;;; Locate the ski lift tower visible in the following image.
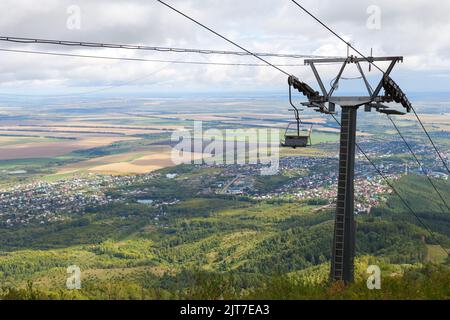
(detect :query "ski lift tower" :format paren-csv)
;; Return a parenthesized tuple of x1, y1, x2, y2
(289, 55, 412, 283)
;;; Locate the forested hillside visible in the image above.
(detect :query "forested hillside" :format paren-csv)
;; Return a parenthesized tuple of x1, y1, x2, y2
(0, 173, 448, 300)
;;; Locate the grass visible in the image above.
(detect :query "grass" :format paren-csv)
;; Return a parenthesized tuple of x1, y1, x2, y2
(214, 202, 317, 222)
(280, 147, 327, 157)
(426, 245, 448, 263)
(310, 132, 340, 144)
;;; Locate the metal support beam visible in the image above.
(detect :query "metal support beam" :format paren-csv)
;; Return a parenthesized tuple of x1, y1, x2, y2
(309, 62, 327, 96)
(328, 61, 347, 97)
(330, 106, 357, 283)
(371, 59, 399, 99)
(305, 56, 403, 65)
(356, 61, 373, 96)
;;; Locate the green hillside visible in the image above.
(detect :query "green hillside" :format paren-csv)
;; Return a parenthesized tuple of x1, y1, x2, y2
(0, 173, 448, 300)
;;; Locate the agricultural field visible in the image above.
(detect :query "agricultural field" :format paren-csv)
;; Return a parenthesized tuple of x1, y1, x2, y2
(0, 136, 137, 161)
(0, 101, 344, 186)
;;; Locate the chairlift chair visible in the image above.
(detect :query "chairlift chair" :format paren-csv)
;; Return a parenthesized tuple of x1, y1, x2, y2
(280, 113, 312, 148)
(280, 81, 313, 149)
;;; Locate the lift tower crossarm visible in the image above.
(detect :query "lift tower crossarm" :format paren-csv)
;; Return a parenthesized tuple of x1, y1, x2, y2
(304, 56, 403, 64)
(302, 56, 404, 108)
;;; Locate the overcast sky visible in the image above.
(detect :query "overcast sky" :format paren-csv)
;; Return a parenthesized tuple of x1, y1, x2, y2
(0, 0, 449, 96)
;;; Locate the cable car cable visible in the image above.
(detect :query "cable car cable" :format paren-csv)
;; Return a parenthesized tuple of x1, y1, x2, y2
(329, 113, 449, 255)
(0, 47, 307, 67)
(289, 0, 450, 176)
(388, 115, 450, 213)
(156, 0, 291, 77)
(0, 35, 340, 59)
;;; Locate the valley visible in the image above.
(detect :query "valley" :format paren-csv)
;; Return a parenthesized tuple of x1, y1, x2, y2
(0, 96, 449, 300)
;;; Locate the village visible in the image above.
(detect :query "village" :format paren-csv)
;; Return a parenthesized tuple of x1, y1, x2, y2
(0, 138, 448, 227)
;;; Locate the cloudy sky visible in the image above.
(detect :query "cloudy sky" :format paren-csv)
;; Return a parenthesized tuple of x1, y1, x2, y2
(0, 0, 449, 96)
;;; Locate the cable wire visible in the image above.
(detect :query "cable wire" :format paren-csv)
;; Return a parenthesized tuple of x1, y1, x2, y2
(0, 57, 182, 98)
(290, 0, 450, 176)
(329, 113, 448, 255)
(156, 0, 291, 77)
(411, 106, 450, 175)
(290, 0, 384, 73)
(387, 115, 450, 213)
(290, 0, 449, 254)
(0, 35, 338, 60)
(0, 1, 447, 254)
(0, 48, 306, 67)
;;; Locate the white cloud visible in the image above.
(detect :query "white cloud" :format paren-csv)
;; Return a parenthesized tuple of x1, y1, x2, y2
(0, 0, 448, 93)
